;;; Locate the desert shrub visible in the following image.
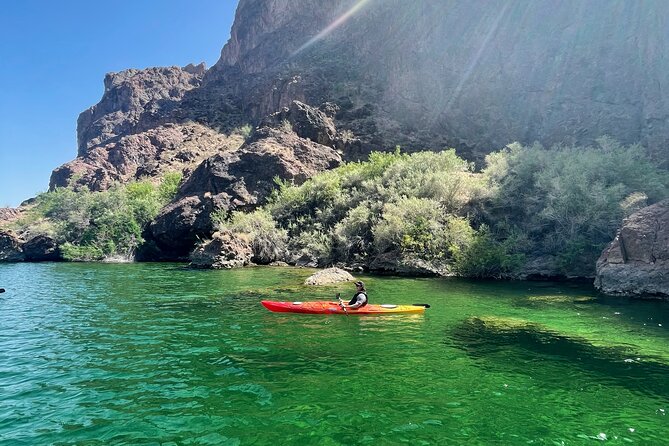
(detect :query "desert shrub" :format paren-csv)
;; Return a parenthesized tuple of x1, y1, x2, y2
(332, 203, 374, 262)
(158, 171, 183, 203)
(451, 226, 525, 278)
(483, 139, 669, 275)
(288, 229, 333, 266)
(225, 209, 287, 264)
(14, 173, 180, 261)
(372, 197, 447, 259)
(233, 124, 254, 139)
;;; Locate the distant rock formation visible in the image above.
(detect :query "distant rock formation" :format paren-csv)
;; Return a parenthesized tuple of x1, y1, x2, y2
(0, 231, 24, 262)
(595, 199, 669, 298)
(0, 230, 61, 262)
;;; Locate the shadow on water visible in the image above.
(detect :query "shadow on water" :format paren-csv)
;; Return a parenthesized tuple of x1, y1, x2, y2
(449, 316, 669, 399)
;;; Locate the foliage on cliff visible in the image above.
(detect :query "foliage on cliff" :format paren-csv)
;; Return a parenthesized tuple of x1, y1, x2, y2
(8, 173, 182, 261)
(217, 141, 668, 277)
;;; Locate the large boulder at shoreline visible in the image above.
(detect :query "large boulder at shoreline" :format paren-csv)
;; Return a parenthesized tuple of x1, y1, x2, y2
(0, 231, 24, 262)
(190, 230, 252, 269)
(595, 199, 669, 298)
(304, 267, 355, 285)
(23, 235, 61, 262)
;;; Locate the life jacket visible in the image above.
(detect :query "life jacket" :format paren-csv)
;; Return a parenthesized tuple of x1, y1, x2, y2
(348, 291, 368, 307)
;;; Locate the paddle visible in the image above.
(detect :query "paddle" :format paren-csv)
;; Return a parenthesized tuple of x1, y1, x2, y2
(336, 293, 349, 316)
(0, 288, 4, 293)
(412, 303, 431, 308)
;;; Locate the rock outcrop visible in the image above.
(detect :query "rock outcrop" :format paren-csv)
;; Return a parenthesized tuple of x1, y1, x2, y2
(0, 231, 24, 262)
(50, 123, 245, 191)
(0, 208, 22, 224)
(146, 101, 343, 258)
(190, 230, 252, 269)
(595, 199, 669, 298)
(77, 64, 206, 155)
(23, 235, 60, 262)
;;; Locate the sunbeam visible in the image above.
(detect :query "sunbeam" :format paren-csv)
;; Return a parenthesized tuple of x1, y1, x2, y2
(292, 0, 373, 57)
(440, 1, 511, 118)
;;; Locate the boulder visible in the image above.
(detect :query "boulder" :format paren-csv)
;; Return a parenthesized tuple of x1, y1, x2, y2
(304, 267, 355, 285)
(595, 199, 669, 297)
(0, 231, 24, 262)
(23, 235, 61, 261)
(189, 230, 253, 269)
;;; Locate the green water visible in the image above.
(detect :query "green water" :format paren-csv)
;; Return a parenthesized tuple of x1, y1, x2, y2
(0, 263, 668, 445)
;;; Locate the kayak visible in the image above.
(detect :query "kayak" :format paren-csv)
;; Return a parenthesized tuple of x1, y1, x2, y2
(261, 300, 426, 315)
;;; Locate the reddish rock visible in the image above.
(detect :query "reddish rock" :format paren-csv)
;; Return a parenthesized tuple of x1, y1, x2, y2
(50, 123, 244, 191)
(147, 103, 342, 259)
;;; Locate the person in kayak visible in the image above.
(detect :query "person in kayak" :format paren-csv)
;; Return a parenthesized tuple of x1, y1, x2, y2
(346, 281, 368, 309)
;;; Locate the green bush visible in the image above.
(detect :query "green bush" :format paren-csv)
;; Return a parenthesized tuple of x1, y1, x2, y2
(483, 139, 669, 275)
(13, 173, 182, 261)
(225, 209, 287, 264)
(451, 226, 525, 278)
(372, 197, 447, 259)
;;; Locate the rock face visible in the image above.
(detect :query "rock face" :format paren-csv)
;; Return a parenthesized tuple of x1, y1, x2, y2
(0, 231, 24, 262)
(206, 0, 669, 165)
(595, 199, 669, 298)
(52, 0, 669, 195)
(50, 122, 245, 191)
(40, 0, 669, 264)
(77, 64, 206, 155)
(146, 101, 343, 258)
(23, 235, 60, 262)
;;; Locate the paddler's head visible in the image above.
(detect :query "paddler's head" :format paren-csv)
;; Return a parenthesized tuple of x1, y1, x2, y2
(354, 281, 365, 291)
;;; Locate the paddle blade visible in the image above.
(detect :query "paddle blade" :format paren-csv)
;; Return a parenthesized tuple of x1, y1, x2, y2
(0, 288, 4, 293)
(412, 303, 430, 308)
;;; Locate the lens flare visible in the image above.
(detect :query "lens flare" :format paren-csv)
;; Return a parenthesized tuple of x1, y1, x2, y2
(292, 0, 373, 56)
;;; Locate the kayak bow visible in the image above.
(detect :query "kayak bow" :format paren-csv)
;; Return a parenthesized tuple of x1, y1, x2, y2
(261, 300, 426, 315)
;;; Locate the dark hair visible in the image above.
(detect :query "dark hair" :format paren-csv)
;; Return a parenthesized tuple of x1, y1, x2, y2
(354, 281, 365, 290)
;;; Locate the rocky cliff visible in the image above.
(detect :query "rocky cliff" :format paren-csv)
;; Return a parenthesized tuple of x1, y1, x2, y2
(37, 0, 669, 272)
(53, 0, 669, 194)
(595, 199, 669, 298)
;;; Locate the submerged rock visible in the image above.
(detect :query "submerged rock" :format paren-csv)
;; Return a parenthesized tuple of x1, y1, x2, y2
(595, 199, 669, 298)
(304, 267, 355, 285)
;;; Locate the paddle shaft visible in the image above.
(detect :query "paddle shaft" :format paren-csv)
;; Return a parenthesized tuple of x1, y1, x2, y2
(336, 294, 349, 316)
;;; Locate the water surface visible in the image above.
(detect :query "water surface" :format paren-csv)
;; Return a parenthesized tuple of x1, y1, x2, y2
(1, 263, 668, 444)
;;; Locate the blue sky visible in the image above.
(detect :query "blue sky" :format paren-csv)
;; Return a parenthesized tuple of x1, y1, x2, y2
(0, 0, 239, 207)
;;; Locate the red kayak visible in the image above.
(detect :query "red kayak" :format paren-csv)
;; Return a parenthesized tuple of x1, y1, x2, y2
(261, 300, 427, 315)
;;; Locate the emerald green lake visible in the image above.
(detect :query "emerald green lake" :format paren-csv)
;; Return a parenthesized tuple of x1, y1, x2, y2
(0, 263, 668, 445)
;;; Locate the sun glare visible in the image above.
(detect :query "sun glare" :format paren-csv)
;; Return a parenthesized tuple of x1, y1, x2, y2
(292, 0, 373, 57)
